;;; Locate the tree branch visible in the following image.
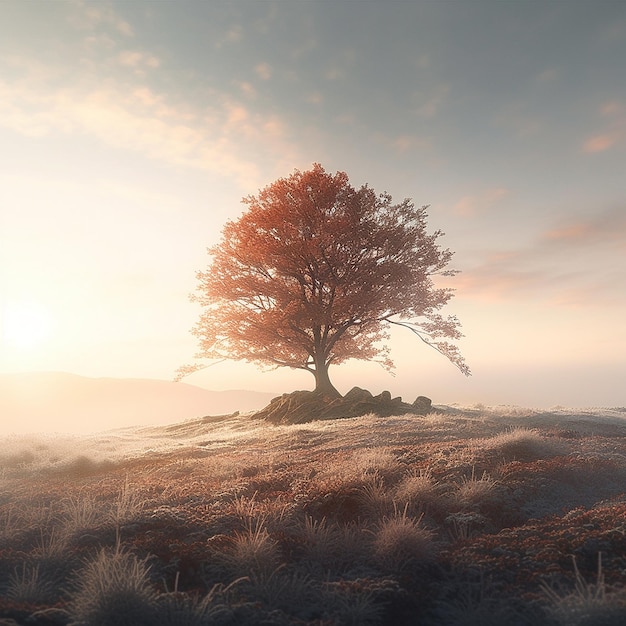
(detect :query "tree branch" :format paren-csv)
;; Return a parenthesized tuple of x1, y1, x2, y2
(387, 318, 471, 376)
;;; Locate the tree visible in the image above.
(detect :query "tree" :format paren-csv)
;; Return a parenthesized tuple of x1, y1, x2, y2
(179, 164, 470, 396)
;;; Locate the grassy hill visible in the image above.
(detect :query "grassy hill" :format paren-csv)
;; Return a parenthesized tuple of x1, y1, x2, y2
(0, 372, 276, 433)
(2, 404, 626, 624)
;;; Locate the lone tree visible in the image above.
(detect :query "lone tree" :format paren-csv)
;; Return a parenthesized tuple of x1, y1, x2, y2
(179, 164, 469, 396)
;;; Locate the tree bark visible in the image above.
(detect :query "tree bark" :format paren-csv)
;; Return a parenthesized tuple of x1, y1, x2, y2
(312, 358, 341, 398)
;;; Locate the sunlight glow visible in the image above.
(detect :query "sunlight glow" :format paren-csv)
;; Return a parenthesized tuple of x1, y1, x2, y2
(1, 301, 53, 351)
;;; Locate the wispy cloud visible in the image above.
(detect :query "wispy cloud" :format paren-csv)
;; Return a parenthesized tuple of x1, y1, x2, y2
(255, 62, 272, 80)
(304, 92, 323, 105)
(117, 50, 160, 71)
(67, 0, 133, 37)
(411, 84, 450, 117)
(536, 68, 559, 84)
(454, 207, 626, 305)
(583, 133, 620, 153)
(390, 134, 430, 154)
(583, 99, 625, 153)
(494, 103, 543, 138)
(0, 56, 300, 188)
(324, 48, 357, 81)
(541, 207, 626, 248)
(215, 24, 243, 48)
(236, 81, 257, 98)
(453, 187, 510, 217)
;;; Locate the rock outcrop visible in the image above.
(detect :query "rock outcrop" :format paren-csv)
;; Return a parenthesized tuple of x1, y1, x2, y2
(253, 387, 432, 425)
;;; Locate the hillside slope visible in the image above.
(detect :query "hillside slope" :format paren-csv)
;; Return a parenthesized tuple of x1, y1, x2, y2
(0, 371, 276, 433)
(2, 406, 626, 624)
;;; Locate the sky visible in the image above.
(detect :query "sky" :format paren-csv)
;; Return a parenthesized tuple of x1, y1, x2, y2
(1, 0, 625, 411)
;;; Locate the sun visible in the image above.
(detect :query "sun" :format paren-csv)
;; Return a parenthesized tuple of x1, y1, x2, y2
(1, 301, 53, 351)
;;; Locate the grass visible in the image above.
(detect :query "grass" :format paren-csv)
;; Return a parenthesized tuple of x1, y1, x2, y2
(2, 405, 626, 624)
(68, 545, 158, 626)
(373, 507, 435, 570)
(542, 555, 626, 626)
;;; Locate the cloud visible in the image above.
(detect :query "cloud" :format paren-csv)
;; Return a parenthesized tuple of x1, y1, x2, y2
(453, 253, 625, 307)
(583, 133, 620, 153)
(324, 48, 357, 81)
(305, 92, 323, 105)
(236, 81, 257, 98)
(389, 135, 430, 154)
(413, 55, 431, 70)
(536, 68, 558, 83)
(453, 208, 626, 305)
(369, 132, 430, 155)
(601, 101, 623, 116)
(583, 100, 625, 153)
(221, 25, 243, 45)
(541, 207, 626, 248)
(494, 103, 543, 138)
(411, 84, 450, 117)
(453, 187, 510, 217)
(450, 258, 548, 301)
(325, 67, 344, 81)
(118, 50, 161, 70)
(255, 62, 272, 80)
(0, 58, 301, 189)
(67, 0, 133, 36)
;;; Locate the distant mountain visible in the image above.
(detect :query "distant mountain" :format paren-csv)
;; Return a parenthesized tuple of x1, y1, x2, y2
(0, 372, 277, 433)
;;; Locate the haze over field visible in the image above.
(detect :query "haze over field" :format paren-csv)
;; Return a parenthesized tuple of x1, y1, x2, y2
(0, 372, 276, 434)
(1, 1, 625, 430)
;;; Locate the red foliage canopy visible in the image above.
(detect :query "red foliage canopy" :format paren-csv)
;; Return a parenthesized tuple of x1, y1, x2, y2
(180, 164, 469, 395)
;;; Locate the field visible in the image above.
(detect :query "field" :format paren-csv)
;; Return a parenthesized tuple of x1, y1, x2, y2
(2, 404, 626, 625)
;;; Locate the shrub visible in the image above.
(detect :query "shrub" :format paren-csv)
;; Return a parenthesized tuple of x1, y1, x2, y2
(358, 475, 395, 518)
(542, 555, 626, 626)
(246, 565, 321, 619)
(219, 518, 280, 578)
(325, 586, 385, 625)
(373, 508, 435, 570)
(430, 570, 535, 626)
(455, 469, 496, 508)
(108, 478, 145, 527)
(300, 516, 339, 566)
(483, 428, 564, 462)
(61, 493, 102, 534)
(6, 562, 56, 604)
(394, 469, 441, 515)
(354, 448, 399, 476)
(0, 504, 21, 546)
(68, 546, 158, 626)
(35, 526, 70, 559)
(156, 582, 238, 626)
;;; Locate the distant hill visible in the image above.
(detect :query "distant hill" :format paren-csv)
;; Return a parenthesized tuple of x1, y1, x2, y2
(0, 372, 277, 433)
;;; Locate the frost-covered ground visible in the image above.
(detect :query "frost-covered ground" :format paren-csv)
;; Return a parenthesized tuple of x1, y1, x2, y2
(2, 405, 626, 625)
(2, 405, 625, 474)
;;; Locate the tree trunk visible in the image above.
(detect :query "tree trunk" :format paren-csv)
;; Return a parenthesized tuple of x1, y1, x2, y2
(312, 358, 341, 398)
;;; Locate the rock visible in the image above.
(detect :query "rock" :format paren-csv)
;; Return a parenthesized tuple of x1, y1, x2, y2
(413, 396, 432, 412)
(343, 386, 374, 403)
(252, 388, 433, 425)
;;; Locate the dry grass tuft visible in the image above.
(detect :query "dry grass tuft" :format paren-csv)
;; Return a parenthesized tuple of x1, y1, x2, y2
(4, 405, 626, 623)
(68, 545, 158, 626)
(108, 478, 145, 526)
(542, 555, 626, 626)
(455, 468, 496, 508)
(219, 517, 281, 578)
(394, 469, 441, 515)
(373, 507, 435, 570)
(482, 428, 565, 462)
(6, 562, 56, 604)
